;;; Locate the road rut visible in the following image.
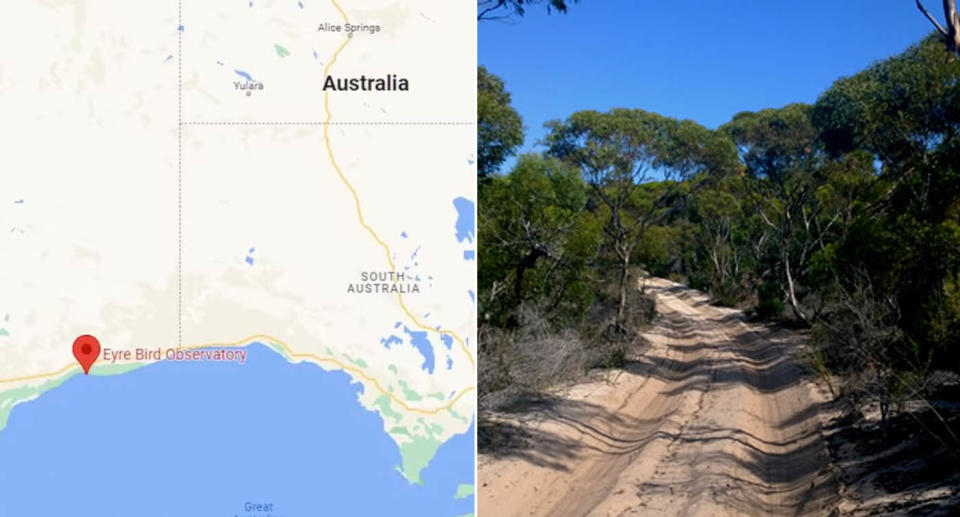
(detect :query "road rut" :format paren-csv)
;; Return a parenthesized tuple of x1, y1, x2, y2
(478, 278, 836, 516)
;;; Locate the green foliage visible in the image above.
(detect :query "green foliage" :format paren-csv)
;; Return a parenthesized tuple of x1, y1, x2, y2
(477, 66, 524, 178)
(604, 347, 627, 369)
(808, 35, 960, 372)
(813, 35, 960, 165)
(800, 339, 835, 397)
(633, 225, 681, 274)
(544, 108, 736, 331)
(754, 282, 784, 319)
(478, 33, 960, 404)
(723, 103, 818, 184)
(478, 154, 599, 326)
(547, 109, 738, 185)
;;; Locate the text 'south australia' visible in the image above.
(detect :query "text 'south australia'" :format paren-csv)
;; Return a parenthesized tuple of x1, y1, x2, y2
(347, 271, 421, 294)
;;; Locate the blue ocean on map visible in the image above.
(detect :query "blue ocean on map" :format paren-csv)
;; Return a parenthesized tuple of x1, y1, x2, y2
(0, 344, 475, 516)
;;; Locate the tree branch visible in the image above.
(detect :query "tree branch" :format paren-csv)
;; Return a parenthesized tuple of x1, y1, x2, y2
(917, 0, 949, 36)
(916, 0, 960, 56)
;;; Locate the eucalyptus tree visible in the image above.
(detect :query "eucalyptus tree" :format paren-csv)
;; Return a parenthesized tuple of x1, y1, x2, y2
(479, 154, 599, 326)
(478, 66, 524, 179)
(812, 34, 960, 364)
(720, 104, 829, 323)
(546, 109, 736, 334)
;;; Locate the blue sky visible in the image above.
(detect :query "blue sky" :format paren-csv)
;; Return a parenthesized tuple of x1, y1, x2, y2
(479, 0, 937, 160)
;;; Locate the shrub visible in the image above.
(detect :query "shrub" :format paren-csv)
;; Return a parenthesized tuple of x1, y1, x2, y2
(754, 282, 783, 319)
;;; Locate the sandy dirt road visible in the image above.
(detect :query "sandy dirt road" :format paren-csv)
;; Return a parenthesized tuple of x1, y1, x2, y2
(478, 278, 837, 516)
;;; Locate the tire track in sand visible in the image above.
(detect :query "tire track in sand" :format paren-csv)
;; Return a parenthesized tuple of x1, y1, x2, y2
(478, 278, 837, 516)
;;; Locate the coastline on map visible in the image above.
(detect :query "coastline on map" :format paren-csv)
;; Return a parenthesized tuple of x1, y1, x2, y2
(0, 343, 475, 515)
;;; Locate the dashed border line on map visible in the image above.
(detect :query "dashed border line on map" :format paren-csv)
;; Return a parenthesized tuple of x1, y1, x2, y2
(177, 0, 183, 348)
(173, 3, 474, 350)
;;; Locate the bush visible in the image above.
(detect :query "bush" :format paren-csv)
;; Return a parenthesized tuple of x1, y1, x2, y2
(605, 346, 628, 369)
(687, 272, 710, 292)
(754, 281, 783, 319)
(478, 305, 592, 406)
(479, 279, 657, 406)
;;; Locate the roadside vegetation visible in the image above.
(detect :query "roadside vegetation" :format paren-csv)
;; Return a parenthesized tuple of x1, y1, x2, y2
(478, 34, 960, 476)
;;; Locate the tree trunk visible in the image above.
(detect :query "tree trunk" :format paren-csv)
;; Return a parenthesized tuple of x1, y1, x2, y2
(513, 248, 546, 306)
(916, 0, 960, 56)
(783, 250, 809, 324)
(616, 253, 630, 334)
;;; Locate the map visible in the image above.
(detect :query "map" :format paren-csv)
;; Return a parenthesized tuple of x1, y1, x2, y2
(0, 1, 476, 515)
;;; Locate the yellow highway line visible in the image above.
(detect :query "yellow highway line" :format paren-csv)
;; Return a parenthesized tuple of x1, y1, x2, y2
(191, 333, 475, 415)
(0, 333, 474, 416)
(321, 0, 476, 369)
(0, 0, 477, 416)
(0, 364, 76, 385)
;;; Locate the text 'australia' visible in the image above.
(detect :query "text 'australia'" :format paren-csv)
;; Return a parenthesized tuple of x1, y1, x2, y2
(322, 74, 409, 92)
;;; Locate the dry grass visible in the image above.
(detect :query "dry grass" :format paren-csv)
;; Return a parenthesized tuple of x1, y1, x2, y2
(479, 286, 656, 410)
(479, 306, 592, 408)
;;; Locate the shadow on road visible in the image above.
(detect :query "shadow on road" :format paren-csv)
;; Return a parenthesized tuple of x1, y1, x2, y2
(478, 282, 838, 516)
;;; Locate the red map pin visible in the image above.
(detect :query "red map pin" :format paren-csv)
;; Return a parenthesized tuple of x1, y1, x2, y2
(72, 335, 101, 375)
